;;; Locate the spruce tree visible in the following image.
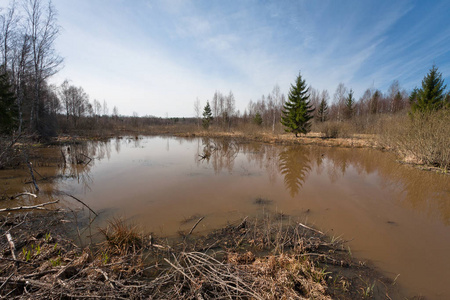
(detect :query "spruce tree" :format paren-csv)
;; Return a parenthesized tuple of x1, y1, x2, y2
(253, 112, 263, 126)
(202, 101, 213, 129)
(344, 89, 354, 120)
(316, 98, 328, 122)
(0, 70, 17, 134)
(411, 65, 447, 113)
(281, 72, 314, 136)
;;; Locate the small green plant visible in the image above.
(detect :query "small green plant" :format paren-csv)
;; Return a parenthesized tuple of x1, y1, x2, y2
(45, 233, 51, 242)
(22, 248, 32, 262)
(22, 244, 41, 261)
(50, 256, 62, 267)
(101, 251, 109, 265)
(358, 276, 375, 298)
(53, 243, 58, 251)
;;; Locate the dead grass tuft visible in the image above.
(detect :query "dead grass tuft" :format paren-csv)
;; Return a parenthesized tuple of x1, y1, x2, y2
(98, 217, 143, 255)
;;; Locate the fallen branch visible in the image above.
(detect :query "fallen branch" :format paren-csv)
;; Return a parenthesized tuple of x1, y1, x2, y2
(0, 200, 59, 212)
(297, 222, 324, 235)
(64, 193, 98, 217)
(188, 217, 204, 235)
(9, 192, 37, 200)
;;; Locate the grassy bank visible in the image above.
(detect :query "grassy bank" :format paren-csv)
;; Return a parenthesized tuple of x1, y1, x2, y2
(0, 211, 403, 299)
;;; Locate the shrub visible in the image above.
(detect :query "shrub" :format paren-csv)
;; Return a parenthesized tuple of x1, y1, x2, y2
(379, 108, 450, 169)
(319, 121, 351, 138)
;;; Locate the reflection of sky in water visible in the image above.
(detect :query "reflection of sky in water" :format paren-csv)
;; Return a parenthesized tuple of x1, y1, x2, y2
(1, 136, 449, 299)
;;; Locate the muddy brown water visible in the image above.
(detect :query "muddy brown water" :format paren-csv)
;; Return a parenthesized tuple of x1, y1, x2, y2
(1, 136, 449, 299)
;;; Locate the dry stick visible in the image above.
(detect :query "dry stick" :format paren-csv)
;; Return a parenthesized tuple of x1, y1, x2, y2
(297, 221, 324, 235)
(188, 217, 204, 235)
(25, 160, 39, 192)
(0, 273, 14, 291)
(0, 257, 31, 265)
(9, 192, 37, 200)
(64, 194, 98, 217)
(235, 216, 248, 230)
(0, 200, 59, 212)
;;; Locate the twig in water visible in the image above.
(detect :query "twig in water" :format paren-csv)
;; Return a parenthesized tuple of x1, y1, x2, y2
(9, 192, 37, 200)
(80, 153, 92, 165)
(25, 159, 39, 192)
(297, 222, 324, 235)
(62, 193, 98, 217)
(188, 217, 204, 235)
(61, 149, 66, 167)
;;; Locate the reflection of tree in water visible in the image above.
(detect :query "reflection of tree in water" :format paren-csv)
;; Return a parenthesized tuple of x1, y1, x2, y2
(278, 147, 312, 197)
(198, 138, 239, 174)
(59, 140, 113, 193)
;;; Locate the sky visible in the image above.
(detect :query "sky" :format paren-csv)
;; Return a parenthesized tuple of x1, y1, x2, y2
(4, 0, 450, 117)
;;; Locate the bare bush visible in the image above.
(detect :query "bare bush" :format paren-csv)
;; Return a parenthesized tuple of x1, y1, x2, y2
(379, 109, 450, 169)
(318, 121, 352, 138)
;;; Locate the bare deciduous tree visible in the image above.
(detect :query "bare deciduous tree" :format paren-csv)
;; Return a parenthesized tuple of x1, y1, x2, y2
(194, 97, 201, 128)
(23, 0, 62, 130)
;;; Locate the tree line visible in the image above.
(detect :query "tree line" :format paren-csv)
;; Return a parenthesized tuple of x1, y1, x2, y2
(197, 66, 449, 135)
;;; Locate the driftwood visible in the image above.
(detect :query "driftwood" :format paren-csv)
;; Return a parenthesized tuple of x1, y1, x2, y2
(188, 217, 204, 235)
(0, 200, 59, 212)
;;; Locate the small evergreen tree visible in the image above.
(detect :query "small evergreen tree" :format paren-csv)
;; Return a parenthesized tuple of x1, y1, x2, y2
(316, 98, 328, 122)
(202, 101, 213, 129)
(369, 90, 380, 114)
(253, 112, 263, 126)
(281, 72, 314, 137)
(344, 89, 354, 120)
(392, 91, 403, 113)
(0, 70, 17, 134)
(411, 65, 447, 113)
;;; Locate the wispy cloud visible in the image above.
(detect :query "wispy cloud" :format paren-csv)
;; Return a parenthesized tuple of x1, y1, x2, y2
(44, 0, 450, 116)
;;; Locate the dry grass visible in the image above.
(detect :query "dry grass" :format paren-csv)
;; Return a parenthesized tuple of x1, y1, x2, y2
(0, 212, 401, 299)
(98, 217, 143, 256)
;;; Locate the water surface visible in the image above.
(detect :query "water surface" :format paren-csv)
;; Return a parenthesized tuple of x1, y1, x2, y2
(1, 136, 449, 299)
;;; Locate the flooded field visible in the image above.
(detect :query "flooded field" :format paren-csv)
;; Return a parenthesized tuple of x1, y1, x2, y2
(1, 136, 449, 299)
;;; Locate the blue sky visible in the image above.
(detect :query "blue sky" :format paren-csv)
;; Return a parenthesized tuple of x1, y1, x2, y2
(14, 0, 450, 117)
